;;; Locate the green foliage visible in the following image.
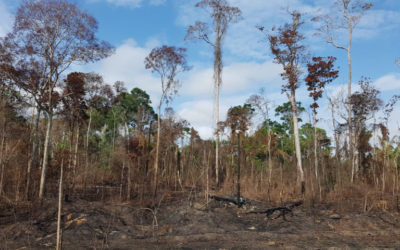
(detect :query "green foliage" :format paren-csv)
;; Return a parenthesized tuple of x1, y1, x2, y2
(299, 123, 331, 154)
(274, 101, 305, 134)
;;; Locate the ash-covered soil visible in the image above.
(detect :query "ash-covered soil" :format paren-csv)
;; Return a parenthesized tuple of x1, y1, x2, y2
(1, 195, 400, 249)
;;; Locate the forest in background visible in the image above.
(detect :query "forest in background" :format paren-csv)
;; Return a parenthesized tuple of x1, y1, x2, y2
(0, 0, 399, 216)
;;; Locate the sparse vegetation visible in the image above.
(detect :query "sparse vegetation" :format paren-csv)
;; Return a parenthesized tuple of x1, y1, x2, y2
(0, 0, 399, 249)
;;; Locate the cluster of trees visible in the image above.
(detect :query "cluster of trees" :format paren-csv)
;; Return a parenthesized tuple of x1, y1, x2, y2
(0, 0, 399, 210)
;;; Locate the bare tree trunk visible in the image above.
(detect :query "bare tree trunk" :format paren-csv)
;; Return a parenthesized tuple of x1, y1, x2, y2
(39, 111, 53, 199)
(207, 149, 211, 205)
(214, 23, 222, 186)
(154, 105, 161, 197)
(267, 127, 272, 188)
(328, 99, 340, 161)
(279, 161, 283, 204)
(26, 107, 41, 200)
(120, 160, 125, 200)
(124, 122, 131, 200)
(203, 148, 208, 202)
(347, 25, 354, 184)
(289, 92, 305, 195)
(372, 113, 377, 188)
(382, 146, 387, 194)
(84, 108, 92, 194)
(56, 157, 64, 250)
(72, 125, 79, 195)
(0, 124, 6, 195)
(313, 115, 321, 200)
(127, 161, 131, 200)
(396, 153, 399, 194)
(237, 133, 241, 207)
(15, 167, 22, 201)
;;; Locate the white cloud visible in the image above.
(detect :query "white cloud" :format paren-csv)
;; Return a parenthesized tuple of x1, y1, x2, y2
(78, 0, 400, 140)
(178, 0, 324, 60)
(179, 0, 400, 61)
(0, 0, 13, 37)
(373, 73, 400, 92)
(177, 93, 251, 138)
(181, 60, 283, 97)
(355, 9, 400, 39)
(89, 0, 166, 8)
(77, 38, 162, 104)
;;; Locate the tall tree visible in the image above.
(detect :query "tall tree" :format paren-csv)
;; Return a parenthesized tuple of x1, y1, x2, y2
(185, 0, 241, 185)
(305, 56, 338, 197)
(313, 0, 372, 183)
(7, 0, 114, 198)
(61, 72, 88, 195)
(82, 73, 107, 192)
(116, 87, 155, 200)
(261, 11, 306, 195)
(144, 45, 189, 196)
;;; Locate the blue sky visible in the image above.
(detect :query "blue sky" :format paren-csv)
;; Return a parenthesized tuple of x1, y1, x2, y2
(1, 0, 400, 139)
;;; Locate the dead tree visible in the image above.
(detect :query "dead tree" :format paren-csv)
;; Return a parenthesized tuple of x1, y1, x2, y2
(260, 11, 307, 195)
(145, 45, 190, 197)
(313, 0, 373, 183)
(185, 0, 241, 185)
(305, 56, 338, 197)
(8, 0, 113, 198)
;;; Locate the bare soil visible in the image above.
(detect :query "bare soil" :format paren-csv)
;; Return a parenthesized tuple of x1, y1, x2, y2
(1, 194, 400, 249)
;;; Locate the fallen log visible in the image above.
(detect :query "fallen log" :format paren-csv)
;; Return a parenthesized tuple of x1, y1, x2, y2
(248, 201, 303, 220)
(208, 195, 246, 207)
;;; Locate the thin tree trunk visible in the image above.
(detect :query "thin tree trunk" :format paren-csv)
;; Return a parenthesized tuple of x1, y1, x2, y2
(145, 121, 152, 175)
(279, 161, 283, 204)
(382, 146, 387, 194)
(39, 111, 53, 199)
(127, 161, 131, 200)
(120, 160, 125, 200)
(26, 107, 41, 200)
(289, 92, 305, 195)
(72, 125, 79, 195)
(347, 25, 354, 184)
(15, 167, 22, 201)
(237, 133, 241, 207)
(314, 115, 321, 200)
(125, 122, 131, 200)
(215, 79, 220, 185)
(0, 125, 6, 195)
(203, 148, 207, 202)
(84, 108, 92, 194)
(206, 149, 211, 205)
(154, 105, 161, 197)
(214, 23, 222, 186)
(56, 157, 64, 250)
(267, 128, 272, 188)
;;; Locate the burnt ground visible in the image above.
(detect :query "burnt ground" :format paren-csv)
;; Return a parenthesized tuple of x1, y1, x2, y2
(1, 194, 400, 249)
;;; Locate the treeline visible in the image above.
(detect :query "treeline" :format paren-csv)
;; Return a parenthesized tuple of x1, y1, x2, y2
(0, 0, 399, 211)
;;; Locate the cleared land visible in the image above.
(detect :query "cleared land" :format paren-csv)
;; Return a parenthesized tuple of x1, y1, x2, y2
(1, 193, 399, 249)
